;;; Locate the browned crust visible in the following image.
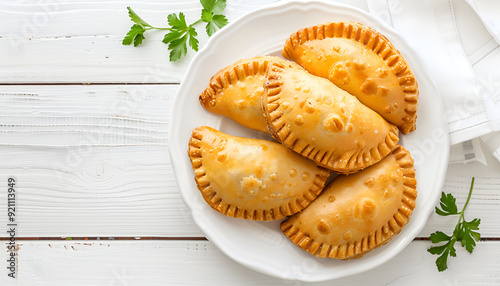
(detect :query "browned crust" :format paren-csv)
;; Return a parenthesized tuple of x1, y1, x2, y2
(199, 57, 272, 109)
(263, 61, 400, 174)
(280, 144, 417, 259)
(282, 21, 418, 134)
(187, 126, 331, 221)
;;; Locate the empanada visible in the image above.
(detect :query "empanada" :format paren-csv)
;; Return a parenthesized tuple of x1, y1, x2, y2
(188, 126, 330, 221)
(282, 21, 418, 134)
(281, 145, 417, 259)
(264, 61, 399, 174)
(199, 56, 300, 133)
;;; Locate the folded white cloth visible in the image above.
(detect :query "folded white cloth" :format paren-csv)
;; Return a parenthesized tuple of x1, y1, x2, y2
(464, 0, 500, 164)
(482, 132, 500, 162)
(449, 138, 486, 165)
(366, 0, 500, 163)
(473, 45, 500, 132)
(367, 0, 492, 145)
(465, 0, 500, 45)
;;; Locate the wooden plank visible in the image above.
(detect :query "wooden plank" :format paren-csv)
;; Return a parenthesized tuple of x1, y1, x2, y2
(1, 0, 491, 84)
(0, 85, 202, 237)
(418, 159, 500, 237)
(1, 240, 499, 285)
(0, 85, 171, 147)
(0, 0, 279, 83)
(1, 85, 500, 238)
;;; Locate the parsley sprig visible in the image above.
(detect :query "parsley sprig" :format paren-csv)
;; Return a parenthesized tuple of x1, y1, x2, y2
(427, 177, 481, 272)
(123, 0, 229, 62)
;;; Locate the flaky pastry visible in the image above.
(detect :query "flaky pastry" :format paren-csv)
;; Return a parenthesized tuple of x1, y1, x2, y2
(188, 126, 330, 221)
(283, 21, 418, 134)
(281, 145, 417, 259)
(263, 61, 399, 174)
(199, 56, 300, 133)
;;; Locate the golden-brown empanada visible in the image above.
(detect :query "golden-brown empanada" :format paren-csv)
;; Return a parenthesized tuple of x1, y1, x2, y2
(264, 61, 399, 174)
(199, 56, 300, 133)
(281, 144, 417, 259)
(282, 21, 418, 134)
(188, 126, 330, 221)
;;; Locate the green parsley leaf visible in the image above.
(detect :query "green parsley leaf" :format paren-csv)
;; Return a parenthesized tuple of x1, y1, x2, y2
(435, 192, 459, 216)
(167, 12, 188, 29)
(133, 33, 145, 46)
(122, 24, 146, 46)
(168, 35, 188, 62)
(430, 236, 457, 272)
(163, 29, 183, 44)
(127, 7, 151, 28)
(429, 231, 450, 244)
(212, 14, 228, 27)
(428, 243, 448, 255)
(162, 12, 198, 60)
(200, 0, 226, 14)
(188, 27, 199, 51)
(203, 13, 228, 36)
(201, 0, 228, 36)
(435, 246, 452, 272)
(459, 218, 481, 253)
(201, 9, 213, 23)
(123, 0, 229, 61)
(205, 19, 217, 37)
(427, 177, 481, 272)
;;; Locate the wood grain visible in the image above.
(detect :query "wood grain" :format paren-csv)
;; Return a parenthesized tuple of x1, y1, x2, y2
(0, 0, 279, 83)
(0, 85, 202, 237)
(1, 240, 499, 285)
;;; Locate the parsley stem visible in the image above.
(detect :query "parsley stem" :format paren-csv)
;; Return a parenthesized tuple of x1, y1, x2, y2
(459, 177, 475, 222)
(192, 19, 203, 26)
(428, 176, 480, 272)
(145, 26, 172, 31)
(144, 19, 201, 31)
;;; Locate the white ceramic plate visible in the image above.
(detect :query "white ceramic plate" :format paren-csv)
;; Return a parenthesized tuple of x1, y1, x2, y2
(169, 0, 449, 282)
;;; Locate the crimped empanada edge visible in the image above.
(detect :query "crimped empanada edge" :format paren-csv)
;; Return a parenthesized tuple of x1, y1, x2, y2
(282, 21, 418, 135)
(280, 144, 417, 259)
(188, 126, 330, 221)
(263, 61, 400, 174)
(199, 57, 272, 109)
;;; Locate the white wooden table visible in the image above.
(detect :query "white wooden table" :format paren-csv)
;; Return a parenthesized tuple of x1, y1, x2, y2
(1, 0, 499, 285)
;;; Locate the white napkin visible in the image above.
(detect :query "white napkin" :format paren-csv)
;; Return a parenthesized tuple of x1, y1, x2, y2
(449, 138, 486, 165)
(482, 132, 500, 162)
(367, 0, 491, 145)
(465, 0, 500, 163)
(367, 0, 500, 164)
(465, 0, 500, 45)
